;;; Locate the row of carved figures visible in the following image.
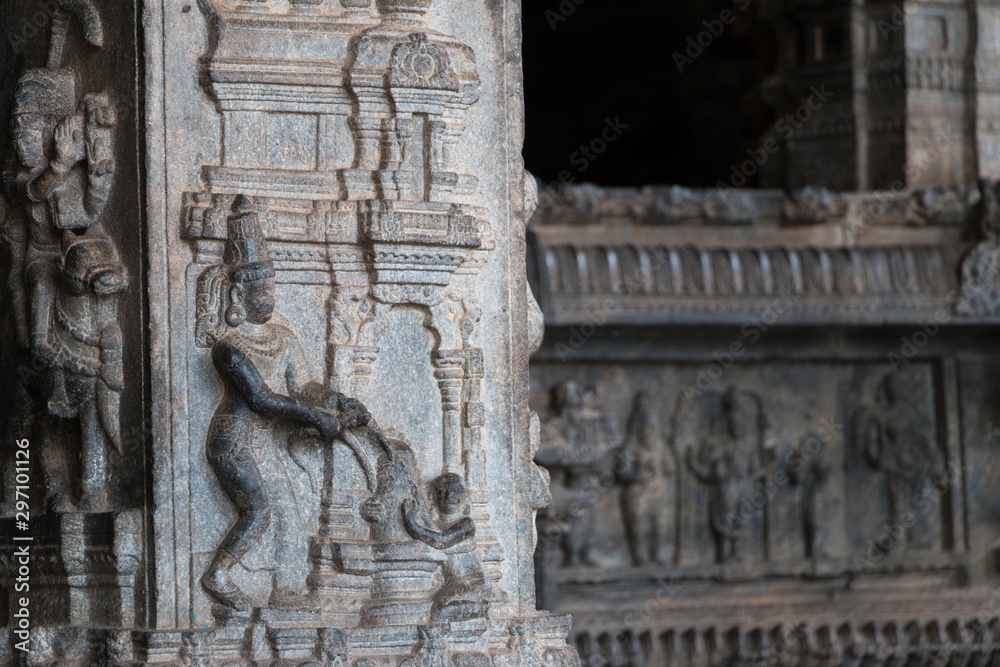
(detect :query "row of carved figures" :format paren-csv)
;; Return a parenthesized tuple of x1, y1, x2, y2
(535, 374, 946, 569)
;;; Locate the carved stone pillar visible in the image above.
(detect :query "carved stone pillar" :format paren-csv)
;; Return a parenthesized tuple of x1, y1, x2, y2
(0, 0, 576, 663)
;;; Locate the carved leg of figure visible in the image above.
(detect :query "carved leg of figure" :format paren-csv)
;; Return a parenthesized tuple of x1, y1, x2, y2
(79, 393, 110, 512)
(729, 536, 741, 563)
(622, 493, 646, 566)
(27, 261, 58, 362)
(887, 476, 908, 553)
(203, 443, 271, 611)
(38, 415, 74, 513)
(711, 517, 727, 565)
(653, 494, 672, 565)
(268, 477, 316, 611)
(649, 508, 664, 565)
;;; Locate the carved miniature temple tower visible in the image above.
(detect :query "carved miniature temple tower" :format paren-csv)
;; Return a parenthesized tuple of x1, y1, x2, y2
(761, 0, 1000, 190)
(0, 0, 577, 664)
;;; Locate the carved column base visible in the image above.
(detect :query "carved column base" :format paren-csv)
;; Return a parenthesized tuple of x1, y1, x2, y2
(0, 616, 578, 666)
(360, 543, 441, 628)
(308, 538, 374, 626)
(0, 511, 141, 628)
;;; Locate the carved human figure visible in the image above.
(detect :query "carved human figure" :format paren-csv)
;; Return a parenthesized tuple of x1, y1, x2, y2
(8, 70, 116, 361)
(403, 472, 491, 622)
(201, 196, 370, 612)
(2, 67, 120, 511)
(615, 392, 675, 566)
(535, 381, 620, 567)
(43, 230, 126, 511)
(787, 431, 832, 559)
(854, 371, 944, 551)
(686, 387, 764, 564)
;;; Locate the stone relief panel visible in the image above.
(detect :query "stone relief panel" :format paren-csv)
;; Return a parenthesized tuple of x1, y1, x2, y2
(0, 0, 144, 632)
(530, 362, 963, 581)
(135, 0, 578, 663)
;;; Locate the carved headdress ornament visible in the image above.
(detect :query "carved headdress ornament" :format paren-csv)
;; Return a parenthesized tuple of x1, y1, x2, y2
(14, 69, 76, 118)
(224, 195, 274, 284)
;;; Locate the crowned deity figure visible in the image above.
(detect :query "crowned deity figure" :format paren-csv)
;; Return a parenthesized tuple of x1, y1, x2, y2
(7, 68, 116, 359)
(686, 387, 765, 564)
(201, 195, 370, 612)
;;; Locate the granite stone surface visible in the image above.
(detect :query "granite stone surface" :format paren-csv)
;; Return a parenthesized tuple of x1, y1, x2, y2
(0, 1, 577, 664)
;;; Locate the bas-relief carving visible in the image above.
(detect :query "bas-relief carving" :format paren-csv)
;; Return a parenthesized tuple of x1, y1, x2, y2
(681, 387, 767, 566)
(535, 382, 620, 569)
(528, 359, 972, 666)
(614, 393, 675, 567)
(531, 364, 961, 578)
(0, 0, 127, 514)
(143, 0, 576, 663)
(849, 369, 945, 553)
(198, 196, 373, 614)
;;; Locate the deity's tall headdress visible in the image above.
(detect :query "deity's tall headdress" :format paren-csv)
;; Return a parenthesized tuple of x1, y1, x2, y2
(224, 195, 274, 285)
(194, 195, 275, 346)
(13, 69, 76, 118)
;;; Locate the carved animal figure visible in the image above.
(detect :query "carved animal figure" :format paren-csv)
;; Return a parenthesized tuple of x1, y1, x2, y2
(360, 431, 426, 544)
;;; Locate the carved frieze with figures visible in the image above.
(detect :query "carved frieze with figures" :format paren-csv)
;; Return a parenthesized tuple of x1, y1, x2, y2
(528, 182, 1000, 667)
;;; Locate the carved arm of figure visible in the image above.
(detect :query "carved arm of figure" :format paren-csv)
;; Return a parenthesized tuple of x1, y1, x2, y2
(81, 93, 117, 217)
(0, 196, 29, 347)
(686, 446, 717, 483)
(282, 334, 371, 432)
(401, 497, 475, 550)
(213, 339, 341, 439)
(25, 114, 86, 203)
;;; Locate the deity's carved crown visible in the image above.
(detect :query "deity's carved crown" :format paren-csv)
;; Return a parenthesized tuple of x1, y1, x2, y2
(14, 69, 76, 118)
(224, 195, 274, 285)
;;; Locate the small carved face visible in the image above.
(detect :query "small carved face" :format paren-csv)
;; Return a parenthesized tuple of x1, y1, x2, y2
(13, 113, 49, 170)
(725, 392, 757, 439)
(242, 278, 275, 324)
(432, 473, 467, 515)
